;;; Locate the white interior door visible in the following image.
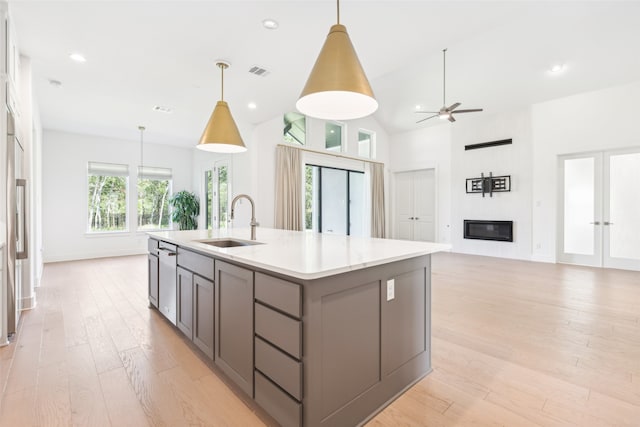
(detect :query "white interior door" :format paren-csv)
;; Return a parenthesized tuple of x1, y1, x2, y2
(394, 169, 436, 242)
(413, 170, 435, 241)
(395, 171, 414, 240)
(558, 153, 602, 267)
(558, 149, 640, 270)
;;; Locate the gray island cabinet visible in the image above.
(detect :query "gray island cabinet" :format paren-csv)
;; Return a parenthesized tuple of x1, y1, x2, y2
(147, 228, 449, 427)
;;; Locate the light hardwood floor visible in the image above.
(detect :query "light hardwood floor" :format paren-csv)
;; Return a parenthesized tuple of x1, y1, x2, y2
(1, 253, 638, 426)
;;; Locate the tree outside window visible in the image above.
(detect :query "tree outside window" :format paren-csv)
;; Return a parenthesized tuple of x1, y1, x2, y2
(87, 162, 128, 232)
(137, 166, 172, 230)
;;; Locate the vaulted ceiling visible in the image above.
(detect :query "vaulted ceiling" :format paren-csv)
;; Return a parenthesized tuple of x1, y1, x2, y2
(11, 1, 640, 147)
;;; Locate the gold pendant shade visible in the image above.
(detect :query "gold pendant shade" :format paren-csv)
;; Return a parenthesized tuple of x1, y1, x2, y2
(197, 62, 247, 153)
(296, 21, 377, 120)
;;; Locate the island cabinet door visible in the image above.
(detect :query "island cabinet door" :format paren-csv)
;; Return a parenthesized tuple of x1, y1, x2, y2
(215, 261, 254, 397)
(193, 274, 214, 360)
(148, 254, 159, 308)
(176, 267, 194, 339)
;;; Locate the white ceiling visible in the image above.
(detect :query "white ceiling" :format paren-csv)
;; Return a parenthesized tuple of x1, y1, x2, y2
(11, 1, 640, 147)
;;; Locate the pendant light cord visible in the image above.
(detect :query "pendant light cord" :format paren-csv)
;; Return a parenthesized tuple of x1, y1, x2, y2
(337, 0, 340, 24)
(221, 64, 224, 101)
(443, 48, 447, 106)
(139, 125, 145, 177)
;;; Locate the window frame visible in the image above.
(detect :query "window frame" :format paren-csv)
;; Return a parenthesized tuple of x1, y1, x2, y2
(136, 166, 173, 232)
(357, 129, 375, 159)
(325, 121, 345, 153)
(86, 161, 130, 234)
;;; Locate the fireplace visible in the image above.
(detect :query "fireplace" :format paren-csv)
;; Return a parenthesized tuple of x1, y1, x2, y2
(464, 220, 513, 242)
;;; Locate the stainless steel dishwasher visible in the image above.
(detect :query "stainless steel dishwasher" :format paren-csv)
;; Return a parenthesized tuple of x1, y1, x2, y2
(158, 241, 177, 325)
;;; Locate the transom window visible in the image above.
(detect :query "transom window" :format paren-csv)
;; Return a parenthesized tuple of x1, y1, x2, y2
(358, 130, 375, 158)
(325, 122, 344, 152)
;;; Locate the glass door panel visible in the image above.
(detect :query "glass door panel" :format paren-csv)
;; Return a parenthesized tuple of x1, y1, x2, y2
(563, 157, 596, 255)
(320, 168, 347, 235)
(604, 150, 640, 269)
(348, 172, 365, 237)
(558, 153, 602, 267)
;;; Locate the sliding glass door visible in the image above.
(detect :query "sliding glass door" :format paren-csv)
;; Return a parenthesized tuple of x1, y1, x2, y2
(558, 149, 640, 270)
(306, 165, 365, 236)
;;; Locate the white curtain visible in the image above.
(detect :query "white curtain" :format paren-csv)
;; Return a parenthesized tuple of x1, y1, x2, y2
(371, 162, 386, 238)
(275, 145, 303, 230)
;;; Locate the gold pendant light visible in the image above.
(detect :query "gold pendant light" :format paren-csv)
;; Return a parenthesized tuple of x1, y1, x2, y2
(197, 61, 247, 153)
(296, 0, 377, 120)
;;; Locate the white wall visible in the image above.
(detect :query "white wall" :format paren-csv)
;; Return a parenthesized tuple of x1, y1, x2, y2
(450, 109, 533, 259)
(390, 80, 640, 262)
(252, 113, 391, 234)
(531, 81, 640, 262)
(42, 130, 194, 262)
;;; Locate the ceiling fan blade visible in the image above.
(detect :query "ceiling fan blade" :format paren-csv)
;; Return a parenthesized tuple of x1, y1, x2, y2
(415, 111, 440, 114)
(453, 108, 483, 114)
(416, 114, 438, 124)
(447, 102, 461, 111)
(448, 115, 456, 123)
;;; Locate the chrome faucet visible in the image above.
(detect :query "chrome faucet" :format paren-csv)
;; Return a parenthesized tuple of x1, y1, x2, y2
(230, 194, 259, 240)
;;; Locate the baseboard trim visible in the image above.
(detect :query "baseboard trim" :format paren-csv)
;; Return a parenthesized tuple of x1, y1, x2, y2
(44, 249, 147, 263)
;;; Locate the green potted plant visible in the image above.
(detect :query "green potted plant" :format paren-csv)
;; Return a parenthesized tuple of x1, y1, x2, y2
(169, 190, 200, 230)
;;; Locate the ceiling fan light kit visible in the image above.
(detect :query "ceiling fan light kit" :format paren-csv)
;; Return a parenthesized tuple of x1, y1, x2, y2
(197, 61, 247, 153)
(296, 0, 378, 120)
(416, 48, 483, 124)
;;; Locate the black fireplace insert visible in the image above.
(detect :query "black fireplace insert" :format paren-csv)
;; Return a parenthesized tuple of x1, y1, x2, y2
(464, 220, 513, 242)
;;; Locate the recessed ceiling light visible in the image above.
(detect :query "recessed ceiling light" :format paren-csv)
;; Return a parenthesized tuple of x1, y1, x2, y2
(262, 19, 279, 30)
(48, 79, 62, 88)
(248, 102, 257, 110)
(415, 105, 422, 110)
(69, 52, 86, 63)
(152, 105, 173, 114)
(549, 64, 566, 74)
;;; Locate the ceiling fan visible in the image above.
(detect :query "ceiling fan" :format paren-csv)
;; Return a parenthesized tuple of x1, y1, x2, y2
(416, 48, 483, 123)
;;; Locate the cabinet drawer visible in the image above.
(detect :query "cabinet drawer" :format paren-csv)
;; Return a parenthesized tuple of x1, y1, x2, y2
(255, 371, 302, 427)
(255, 303, 301, 359)
(177, 248, 214, 279)
(148, 238, 159, 254)
(255, 273, 301, 318)
(255, 337, 302, 400)
(159, 241, 177, 252)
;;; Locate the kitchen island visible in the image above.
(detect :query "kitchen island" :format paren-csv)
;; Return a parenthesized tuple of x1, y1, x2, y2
(147, 228, 449, 427)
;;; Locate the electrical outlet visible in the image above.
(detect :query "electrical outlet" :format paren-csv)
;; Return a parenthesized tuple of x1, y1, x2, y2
(386, 279, 395, 301)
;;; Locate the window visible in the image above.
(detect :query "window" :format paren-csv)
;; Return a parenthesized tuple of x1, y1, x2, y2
(284, 112, 306, 145)
(325, 122, 343, 152)
(87, 162, 128, 232)
(205, 170, 213, 230)
(358, 130, 375, 158)
(205, 162, 230, 230)
(137, 166, 172, 230)
(217, 164, 229, 229)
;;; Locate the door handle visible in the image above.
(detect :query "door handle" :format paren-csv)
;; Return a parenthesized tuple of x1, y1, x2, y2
(603, 221, 614, 226)
(589, 221, 600, 225)
(408, 217, 414, 220)
(415, 217, 420, 220)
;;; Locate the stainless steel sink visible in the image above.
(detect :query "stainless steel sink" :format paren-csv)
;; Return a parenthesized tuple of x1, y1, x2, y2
(195, 238, 263, 248)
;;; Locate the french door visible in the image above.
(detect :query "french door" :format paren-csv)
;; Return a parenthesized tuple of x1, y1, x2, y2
(395, 169, 435, 242)
(558, 149, 640, 270)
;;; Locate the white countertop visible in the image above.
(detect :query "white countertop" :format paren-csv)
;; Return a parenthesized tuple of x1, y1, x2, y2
(148, 228, 450, 280)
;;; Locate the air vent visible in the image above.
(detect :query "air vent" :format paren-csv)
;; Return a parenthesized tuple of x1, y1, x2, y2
(248, 65, 270, 77)
(153, 105, 173, 114)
